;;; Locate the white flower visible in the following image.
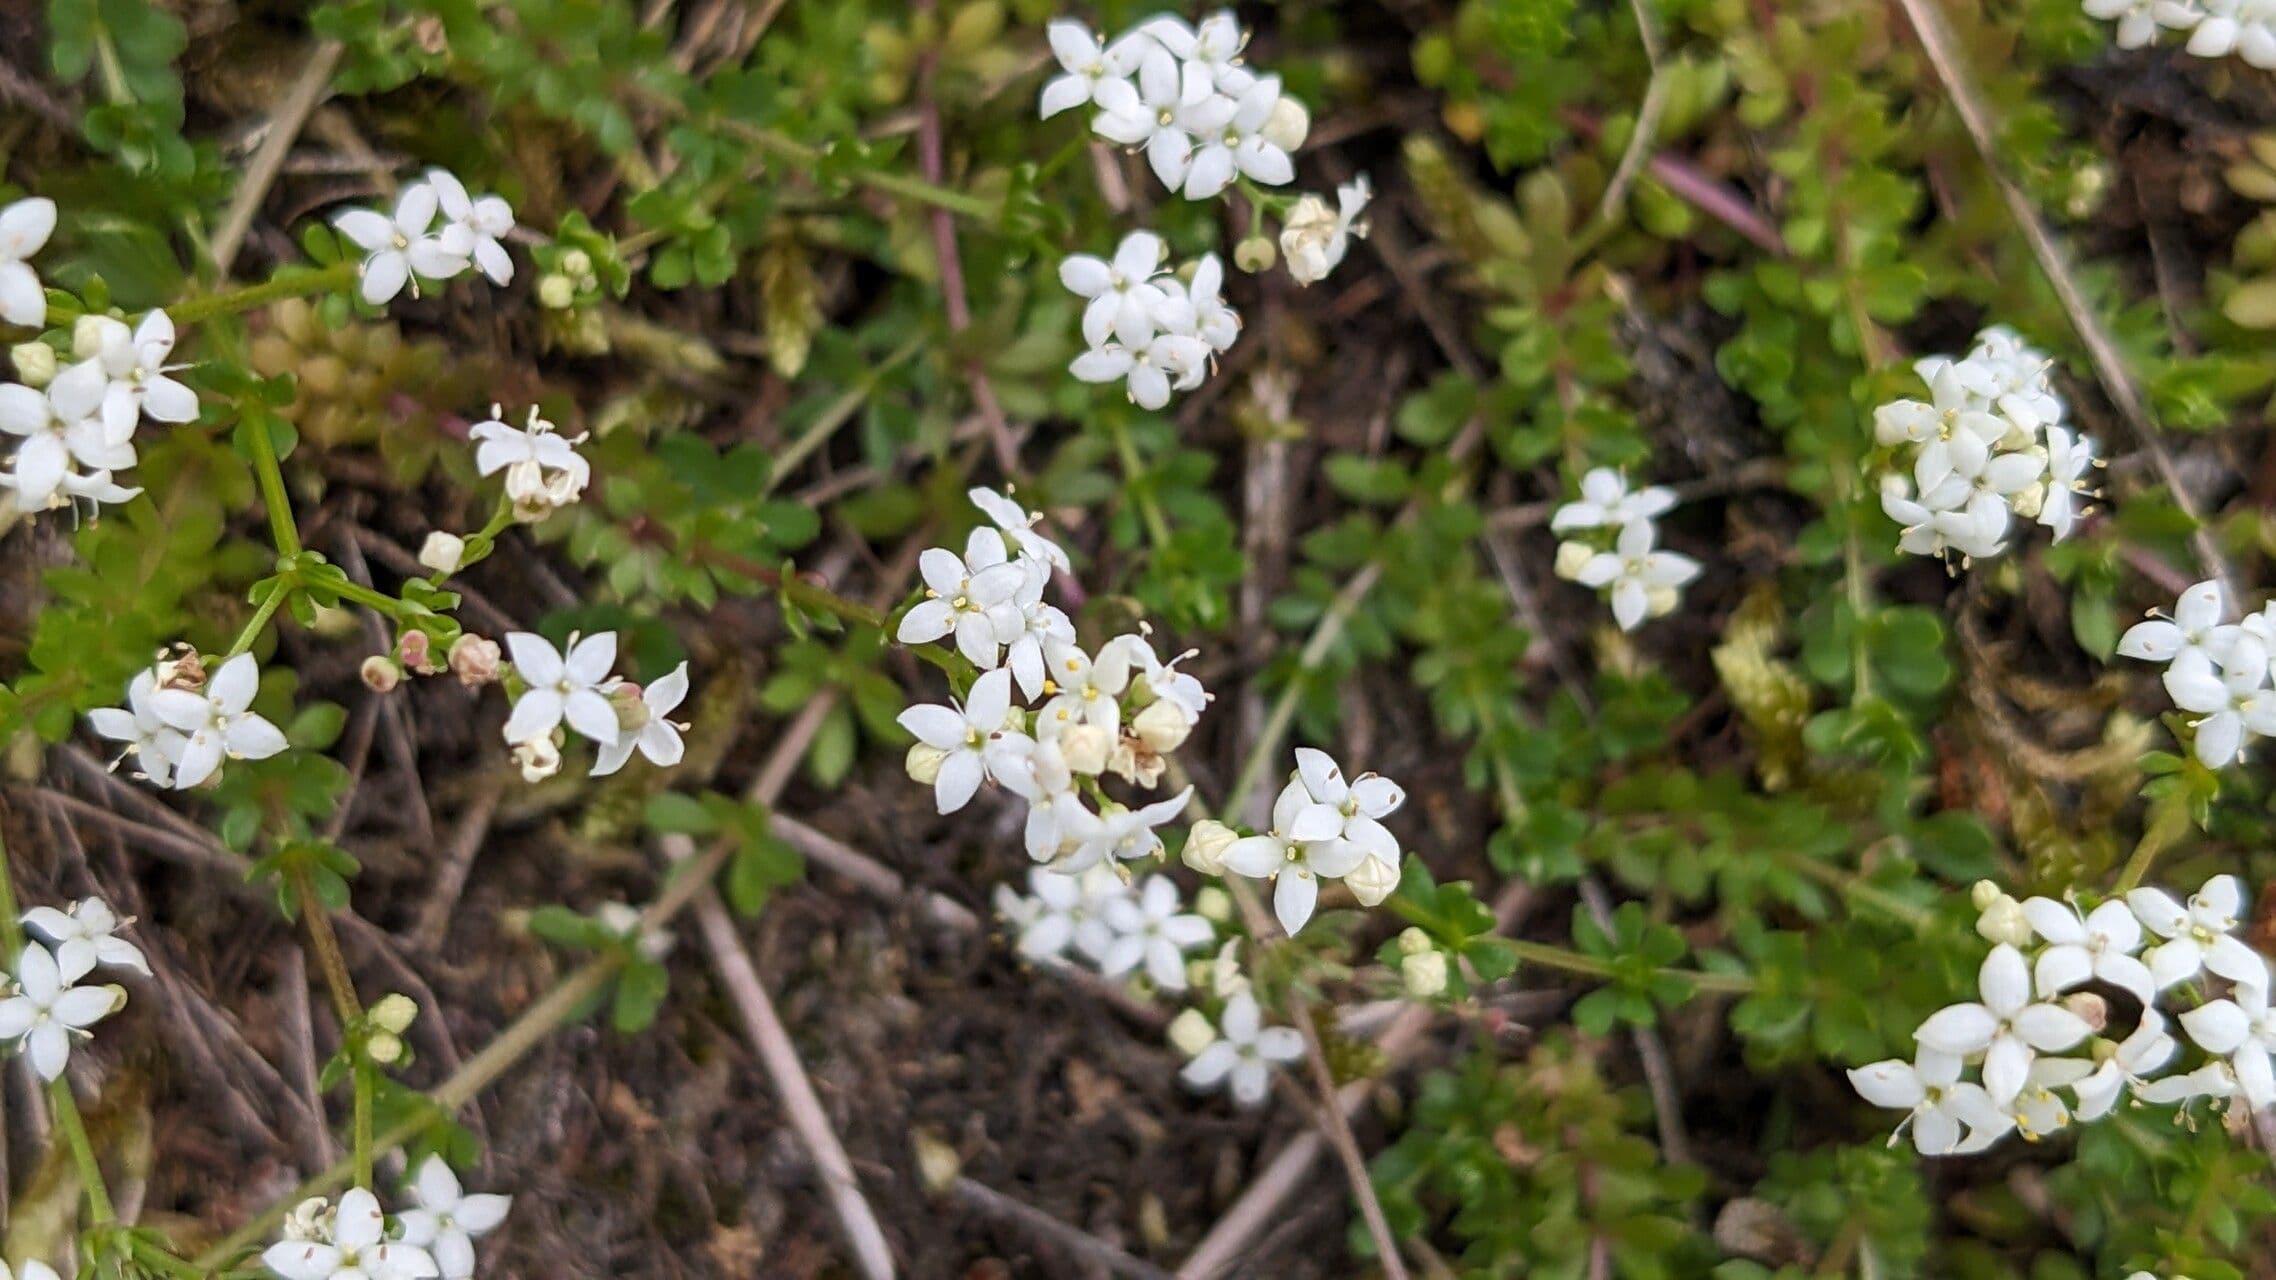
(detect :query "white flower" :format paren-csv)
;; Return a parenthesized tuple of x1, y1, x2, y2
(1036, 639, 1135, 734)
(22, 897, 149, 981)
(2067, 1009, 2178, 1121)
(1101, 875, 1214, 990)
(2086, 0, 2165, 48)
(591, 662, 689, 777)
(1070, 331, 1212, 409)
(0, 378, 138, 511)
(969, 486, 1071, 572)
(1061, 231, 1175, 349)
(1058, 788, 1194, 870)
(2161, 636, 2276, 767)
(1551, 467, 1678, 534)
(896, 668, 1015, 814)
(1847, 1047, 2013, 1155)
(2189, 0, 2276, 65)
(985, 730, 1085, 859)
(2135, 1058, 2240, 1105)
(1573, 518, 1702, 631)
(1913, 943, 2092, 1106)
(1281, 177, 1371, 285)
(148, 653, 289, 789)
(1220, 774, 1375, 935)
(2179, 980, 2276, 1109)
(501, 631, 622, 747)
(2037, 425, 2096, 540)
(1143, 10, 1257, 93)
(2117, 579, 2233, 666)
(997, 863, 1125, 964)
(1879, 473, 2009, 563)
(1180, 75, 1294, 199)
(49, 310, 197, 437)
(0, 942, 121, 1080)
(1180, 991, 1303, 1106)
(1039, 19, 1148, 119)
(897, 530, 1028, 668)
(335, 181, 472, 306)
(469, 406, 589, 521)
(263, 1187, 440, 1280)
(88, 667, 189, 787)
(1283, 747, 1403, 867)
(396, 1156, 511, 1280)
(1176, 253, 1241, 352)
(1001, 564, 1075, 703)
(2020, 896, 2155, 1005)
(425, 169, 515, 287)
(0, 196, 55, 326)
(2129, 874, 2269, 990)
(1092, 46, 1221, 192)
(1106, 630, 1212, 722)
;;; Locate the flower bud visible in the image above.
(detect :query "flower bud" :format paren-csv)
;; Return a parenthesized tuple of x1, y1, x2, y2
(2063, 991, 2109, 1034)
(360, 655, 402, 694)
(72, 314, 118, 360)
(1059, 723, 1111, 775)
(905, 742, 950, 785)
(1970, 880, 2004, 912)
(11, 341, 55, 387)
(1195, 886, 1234, 925)
(1645, 584, 1680, 618)
(512, 735, 561, 783)
(1401, 949, 1450, 999)
(560, 249, 594, 278)
(398, 629, 437, 674)
(1210, 937, 1248, 995)
(1975, 893, 2032, 949)
(283, 1197, 333, 1242)
(1167, 1007, 1218, 1057)
(1347, 854, 1400, 907)
(1261, 96, 1310, 152)
(2009, 482, 2046, 520)
(537, 273, 577, 309)
(1554, 540, 1595, 580)
(1233, 235, 1277, 273)
(1397, 926, 1434, 956)
(1184, 819, 1239, 875)
(449, 633, 501, 687)
(1279, 194, 1336, 284)
(366, 1031, 405, 1066)
(1133, 698, 1194, 753)
(369, 993, 419, 1034)
(419, 531, 466, 575)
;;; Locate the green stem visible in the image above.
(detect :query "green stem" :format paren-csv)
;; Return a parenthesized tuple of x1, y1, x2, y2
(289, 865, 373, 1188)
(49, 1076, 118, 1225)
(227, 576, 295, 658)
(1109, 416, 1175, 552)
(168, 260, 359, 328)
(724, 121, 999, 219)
(248, 424, 303, 559)
(324, 576, 414, 624)
(1505, 939, 1754, 994)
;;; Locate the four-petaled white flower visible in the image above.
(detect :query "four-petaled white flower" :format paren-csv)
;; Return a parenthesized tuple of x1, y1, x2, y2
(148, 652, 289, 789)
(1573, 518, 1702, 632)
(2179, 980, 2276, 1109)
(89, 667, 189, 787)
(23, 897, 150, 981)
(969, 486, 1071, 572)
(263, 1187, 440, 1280)
(502, 631, 622, 747)
(0, 378, 138, 511)
(1179, 990, 1303, 1106)
(1848, 1046, 2013, 1155)
(1069, 332, 1210, 410)
(427, 169, 515, 287)
(995, 863, 1123, 965)
(591, 662, 689, 777)
(2118, 579, 2232, 666)
(52, 310, 198, 436)
(898, 530, 1029, 668)
(1039, 19, 1148, 119)
(335, 182, 471, 306)
(1093, 46, 1219, 192)
(1179, 75, 1294, 200)
(897, 668, 1014, 814)
(1552, 467, 1678, 533)
(1281, 178, 1371, 285)
(2020, 896, 2155, 1006)
(2129, 874, 2269, 991)
(2162, 636, 2276, 767)
(469, 406, 590, 521)
(0, 942, 121, 1080)
(1059, 788, 1194, 870)
(1061, 231, 1173, 351)
(0, 196, 55, 326)
(1221, 772, 1375, 935)
(1913, 943, 2092, 1106)
(396, 1156, 511, 1280)
(2038, 425, 2096, 540)
(1284, 747, 1403, 869)
(1100, 874, 1214, 990)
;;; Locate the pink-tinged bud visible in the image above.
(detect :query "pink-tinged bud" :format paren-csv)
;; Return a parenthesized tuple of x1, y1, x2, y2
(360, 655, 402, 693)
(449, 634, 502, 688)
(398, 630, 440, 674)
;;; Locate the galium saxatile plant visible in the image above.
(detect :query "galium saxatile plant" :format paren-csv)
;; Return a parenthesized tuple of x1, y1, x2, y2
(1550, 468, 1701, 632)
(2113, 578, 2276, 767)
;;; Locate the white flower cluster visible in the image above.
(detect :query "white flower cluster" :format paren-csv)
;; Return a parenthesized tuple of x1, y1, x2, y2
(0, 897, 143, 1081)
(334, 169, 514, 308)
(993, 864, 1215, 990)
(1064, 233, 1238, 410)
(1851, 874, 2276, 1155)
(264, 1157, 509, 1280)
(1550, 468, 1701, 632)
(2116, 579, 2276, 768)
(501, 632, 688, 783)
(1185, 748, 1406, 934)
(469, 404, 590, 523)
(2, 305, 198, 514)
(2084, 0, 2276, 63)
(1873, 326, 2096, 565)
(90, 651, 288, 790)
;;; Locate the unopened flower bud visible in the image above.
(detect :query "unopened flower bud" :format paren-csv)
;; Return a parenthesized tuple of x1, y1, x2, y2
(1195, 886, 1234, 925)
(2010, 482, 2047, 521)
(1645, 584, 1680, 618)
(1397, 926, 1434, 956)
(1971, 880, 2004, 912)
(1167, 1006, 1218, 1057)
(1184, 819, 1239, 875)
(366, 1030, 405, 1065)
(905, 742, 950, 785)
(560, 249, 593, 278)
(11, 341, 54, 387)
(1133, 698, 1194, 753)
(397, 629, 437, 674)
(1401, 949, 1450, 998)
(1975, 894, 2032, 949)
(1059, 723, 1111, 775)
(419, 531, 466, 575)
(71, 314, 113, 359)
(512, 735, 561, 783)
(2063, 991, 2109, 1034)
(448, 633, 501, 687)
(537, 273, 577, 309)
(1554, 540, 1595, 580)
(360, 655, 403, 693)
(1233, 235, 1276, 273)
(1261, 96, 1310, 152)
(283, 1197, 333, 1242)
(369, 993, 418, 1034)
(1347, 854, 1400, 907)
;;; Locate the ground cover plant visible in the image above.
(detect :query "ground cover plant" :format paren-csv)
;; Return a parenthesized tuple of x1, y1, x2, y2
(13, 0, 2276, 1276)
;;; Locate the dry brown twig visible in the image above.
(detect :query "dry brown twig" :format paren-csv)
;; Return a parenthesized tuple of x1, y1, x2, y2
(212, 41, 345, 279)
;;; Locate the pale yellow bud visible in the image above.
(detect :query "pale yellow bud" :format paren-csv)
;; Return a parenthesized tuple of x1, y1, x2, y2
(1645, 584, 1680, 618)
(360, 655, 403, 694)
(1975, 895, 2032, 949)
(369, 993, 419, 1034)
(560, 249, 594, 278)
(1233, 235, 1277, 273)
(1279, 194, 1337, 284)
(71, 314, 112, 359)
(1059, 723, 1111, 775)
(1168, 1007, 1218, 1057)
(1397, 926, 1434, 956)
(1347, 854, 1400, 907)
(1133, 698, 1194, 753)
(419, 531, 467, 575)
(1195, 886, 1235, 925)
(1971, 880, 2004, 912)
(905, 742, 950, 785)
(1261, 96, 1310, 152)
(11, 341, 54, 387)
(366, 1030, 405, 1065)
(536, 273, 577, 309)
(1184, 819, 1239, 875)
(2010, 482, 2047, 520)
(1401, 949, 1449, 999)
(1554, 540, 1595, 580)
